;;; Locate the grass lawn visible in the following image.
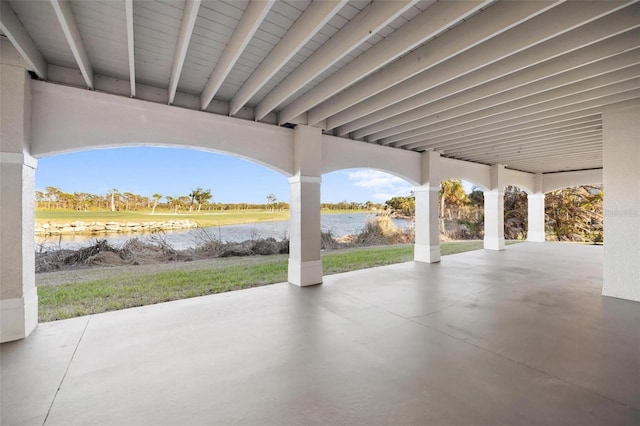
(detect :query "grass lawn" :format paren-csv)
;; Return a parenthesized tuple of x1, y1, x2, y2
(35, 209, 374, 227)
(38, 241, 521, 322)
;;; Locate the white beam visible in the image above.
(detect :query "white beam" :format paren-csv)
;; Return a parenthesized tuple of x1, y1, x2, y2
(350, 29, 640, 139)
(200, 0, 274, 111)
(397, 87, 640, 149)
(0, 2, 48, 79)
(405, 110, 608, 150)
(454, 129, 604, 159)
(389, 73, 640, 147)
(168, 0, 201, 105)
(254, 0, 418, 121)
(278, 0, 491, 125)
(324, 0, 635, 131)
(433, 117, 602, 153)
(50, 0, 93, 89)
(367, 52, 639, 142)
(444, 120, 603, 155)
(229, 0, 347, 116)
(311, 0, 561, 128)
(125, 0, 135, 98)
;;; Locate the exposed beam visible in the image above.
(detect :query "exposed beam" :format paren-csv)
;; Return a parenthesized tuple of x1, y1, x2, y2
(349, 28, 640, 138)
(388, 73, 640, 147)
(441, 120, 603, 154)
(201, 0, 275, 111)
(125, 0, 135, 97)
(0, 1, 48, 79)
(310, 0, 562, 128)
(428, 116, 602, 152)
(50, 0, 93, 89)
(397, 87, 640, 149)
(366, 52, 639, 142)
(277, 0, 491, 125)
(254, 0, 418, 121)
(324, 0, 635, 131)
(451, 127, 603, 158)
(168, 0, 201, 105)
(403, 109, 609, 150)
(229, 0, 347, 116)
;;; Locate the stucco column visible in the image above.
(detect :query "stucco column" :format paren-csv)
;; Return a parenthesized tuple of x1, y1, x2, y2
(527, 173, 545, 242)
(414, 151, 441, 263)
(602, 102, 640, 302)
(527, 194, 546, 242)
(0, 64, 38, 342)
(484, 164, 505, 250)
(288, 125, 322, 286)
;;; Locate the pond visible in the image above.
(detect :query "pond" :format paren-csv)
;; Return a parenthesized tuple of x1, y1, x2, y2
(36, 213, 413, 250)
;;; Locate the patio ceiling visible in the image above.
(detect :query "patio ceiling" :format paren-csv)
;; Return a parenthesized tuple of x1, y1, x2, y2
(1, 0, 638, 174)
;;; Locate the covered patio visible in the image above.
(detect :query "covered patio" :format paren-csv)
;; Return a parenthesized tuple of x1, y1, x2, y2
(1, 1, 640, 423)
(2, 243, 639, 424)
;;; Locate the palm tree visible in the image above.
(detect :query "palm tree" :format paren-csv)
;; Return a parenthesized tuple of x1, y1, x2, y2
(151, 194, 162, 215)
(439, 179, 468, 230)
(107, 189, 120, 212)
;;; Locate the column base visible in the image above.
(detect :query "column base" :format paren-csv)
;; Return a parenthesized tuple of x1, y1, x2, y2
(1, 287, 38, 343)
(527, 231, 546, 242)
(288, 259, 323, 287)
(484, 237, 505, 251)
(414, 243, 441, 263)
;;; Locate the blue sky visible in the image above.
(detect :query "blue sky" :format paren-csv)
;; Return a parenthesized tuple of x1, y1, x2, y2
(35, 147, 418, 204)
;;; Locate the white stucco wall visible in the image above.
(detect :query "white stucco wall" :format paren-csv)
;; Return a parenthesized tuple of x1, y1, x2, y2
(602, 102, 640, 302)
(30, 82, 295, 176)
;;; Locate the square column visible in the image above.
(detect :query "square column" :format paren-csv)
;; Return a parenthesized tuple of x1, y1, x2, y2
(1, 64, 38, 342)
(484, 164, 505, 250)
(288, 125, 322, 287)
(602, 102, 640, 302)
(527, 194, 546, 242)
(414, 186, 440, 263)
(414, 151, 441, 263)
(527, 173, 545, 242)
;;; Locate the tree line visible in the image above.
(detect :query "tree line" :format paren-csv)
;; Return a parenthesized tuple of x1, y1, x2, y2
(384, 180, 603, 242)
(35, 187, 380, 214)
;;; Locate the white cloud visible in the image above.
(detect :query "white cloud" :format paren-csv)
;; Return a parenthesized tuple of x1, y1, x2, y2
(346, 170, 413, 201)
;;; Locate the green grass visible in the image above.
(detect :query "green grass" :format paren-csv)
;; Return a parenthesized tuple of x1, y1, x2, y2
(38, 241, 521, 322)
(35, 208, 373, 228)
(36, 209, 291, 227)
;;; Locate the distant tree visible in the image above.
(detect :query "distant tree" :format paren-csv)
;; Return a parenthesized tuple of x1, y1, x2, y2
(151, 193, 162, 215)
(194, 188, 212, 213)
(107, 189, 120, 212)
(45, 186, 60, 209)
(266, 193, 277, 212)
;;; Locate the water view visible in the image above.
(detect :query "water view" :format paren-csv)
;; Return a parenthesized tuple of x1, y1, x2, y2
(36, 213, 413, 250)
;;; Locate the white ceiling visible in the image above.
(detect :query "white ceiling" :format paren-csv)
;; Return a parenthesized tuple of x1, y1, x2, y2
(1, 0, 638, 174)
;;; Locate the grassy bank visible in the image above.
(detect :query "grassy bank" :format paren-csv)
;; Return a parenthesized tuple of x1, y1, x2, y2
(35, 209, 374, 228)
(38, 241, 519, 322)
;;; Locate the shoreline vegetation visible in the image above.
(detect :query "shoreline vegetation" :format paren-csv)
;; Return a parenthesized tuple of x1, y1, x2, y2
(36, 216, 519, 322)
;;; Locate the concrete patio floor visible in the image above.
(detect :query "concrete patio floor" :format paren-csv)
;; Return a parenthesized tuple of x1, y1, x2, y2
(2, 242, 639, 425)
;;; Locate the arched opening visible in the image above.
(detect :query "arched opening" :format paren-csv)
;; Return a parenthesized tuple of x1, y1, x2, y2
(320, 168, 415, 246)
(34, 146, 296, 322)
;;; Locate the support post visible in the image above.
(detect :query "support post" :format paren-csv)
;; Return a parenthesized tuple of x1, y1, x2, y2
(288, 125, 322, 286)
(602, 102, 640, 302)
(414, 151, 441, 263)
(484, 164, 505, 250)
(527, 173, 545, 242)
(0, 64, 38, 342)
